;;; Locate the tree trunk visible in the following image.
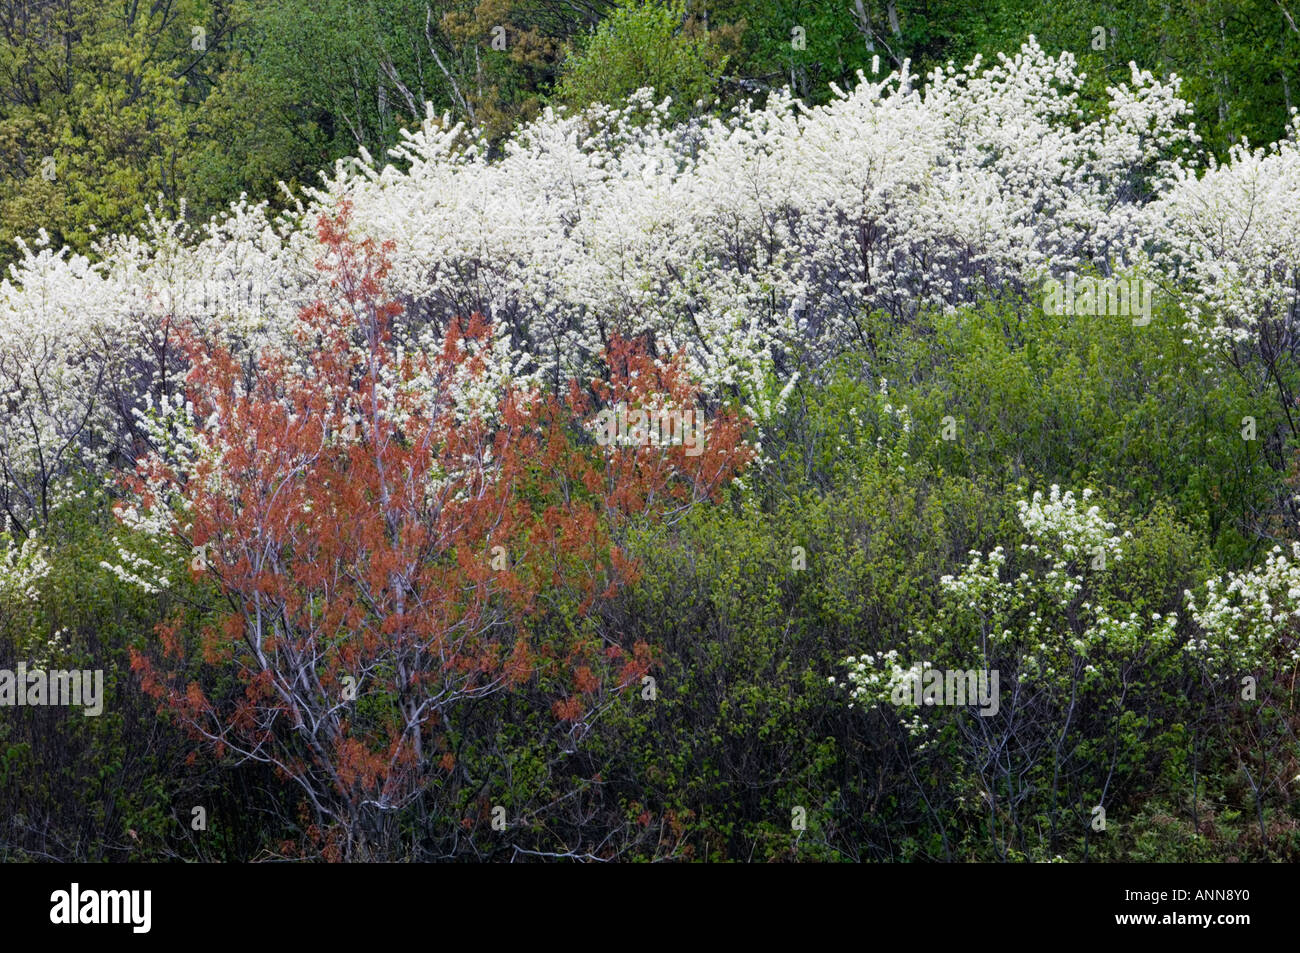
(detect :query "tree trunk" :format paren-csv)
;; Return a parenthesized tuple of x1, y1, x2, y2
(854, 0, 876, 52)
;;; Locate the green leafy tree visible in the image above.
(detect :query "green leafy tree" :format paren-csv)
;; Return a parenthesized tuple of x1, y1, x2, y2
(556, 0, 732, 119)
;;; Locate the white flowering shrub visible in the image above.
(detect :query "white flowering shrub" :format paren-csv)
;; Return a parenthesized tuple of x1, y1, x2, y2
(0, 520, 55, 677)
(0, 522, 50, 606)
(826, 486, 1224, 858)
(1141, 113, 1300, 350)
(0, 39, 1210, 531)
(1185, 542, 1300, 675)
(0, 202, 314, 530)
(831, 649, 935, 743)
(833, 487, 1176, 728)
(309, 40, 1194, 395)
(1016, 485, 1124, 568)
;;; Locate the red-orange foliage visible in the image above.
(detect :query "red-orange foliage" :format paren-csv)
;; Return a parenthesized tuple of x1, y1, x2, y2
(126, 204, 753, 859)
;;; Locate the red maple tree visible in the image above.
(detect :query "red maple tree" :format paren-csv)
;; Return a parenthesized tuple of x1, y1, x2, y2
(127, 205, 753, 859)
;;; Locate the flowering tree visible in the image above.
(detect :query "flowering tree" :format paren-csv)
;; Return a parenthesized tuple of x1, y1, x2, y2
(0, 523, 49, 613)
(1143, 113, 1300, 354)
(1185, 543, 1300, 675)
(0, 40, 1212, 532)
(833, 486, 1171, 710)
(1139, 112, 1300, 470)
(832, 486, 1188, 857)
(122, 208, 753, 859)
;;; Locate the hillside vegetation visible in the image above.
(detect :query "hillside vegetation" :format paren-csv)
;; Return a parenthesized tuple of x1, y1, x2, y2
(2, 1, 1300, 861)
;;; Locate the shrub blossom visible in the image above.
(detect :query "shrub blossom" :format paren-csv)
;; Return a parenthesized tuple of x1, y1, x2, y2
(1142, 112, 1300, 348)
(0, 40, 1202, 529)
(1185, 543, 1300, 675)
(0, 522, 49, 605)
(833, 487, 1177, 734)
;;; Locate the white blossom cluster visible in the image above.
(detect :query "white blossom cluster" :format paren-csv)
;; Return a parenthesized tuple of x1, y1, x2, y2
(99, 544, 172, 596)
(835, 484, 1300, 710)
(1141, 112, 1300, 347)
(0, 200, 313, 529)
(305, 40, 1193, 398)
(0, 37, 1256, 535)
(1185, 542, 1300, 674)
(93, 392, 199, 596)
(0, 522, 50, 605)
(1016, 486, 1124, 568)
(828, 649, 934, 742)
(835, 487, 1174, 714)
